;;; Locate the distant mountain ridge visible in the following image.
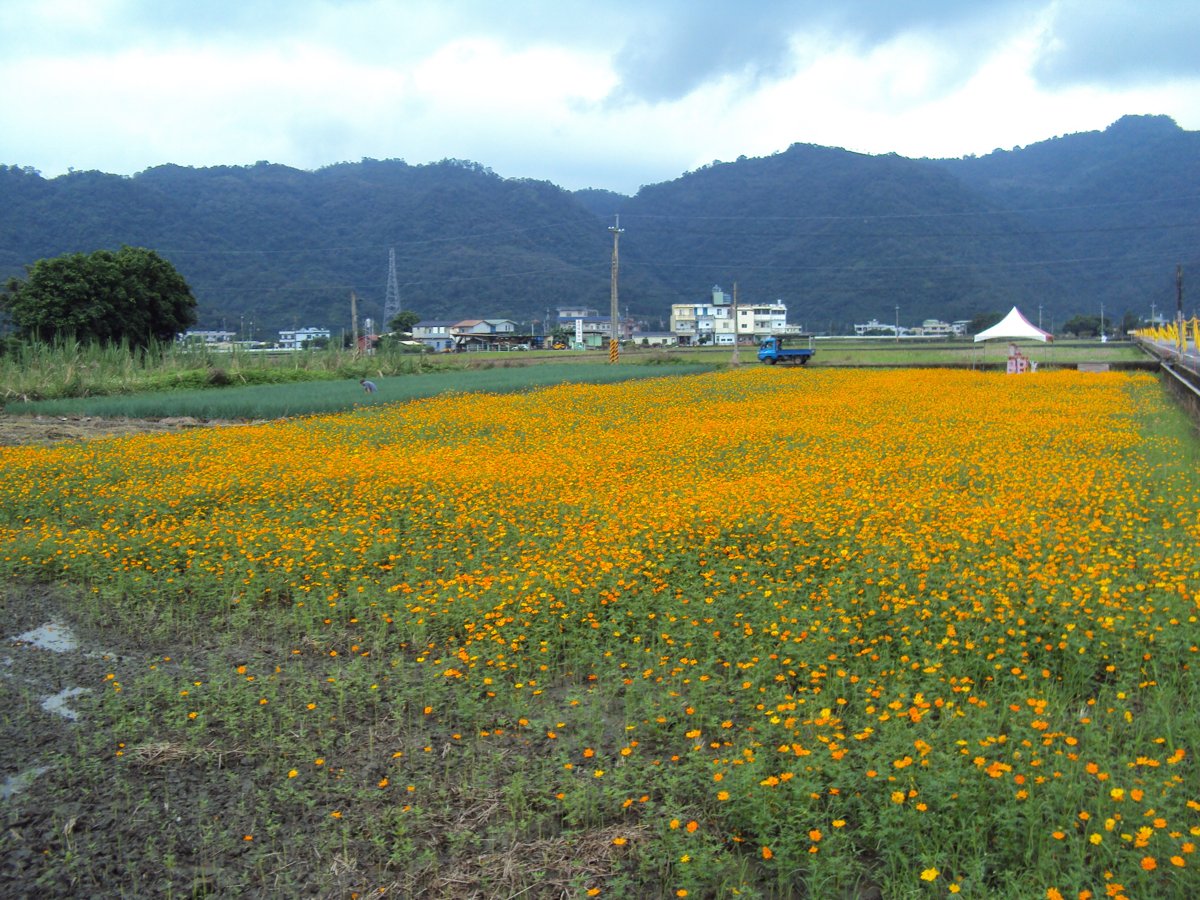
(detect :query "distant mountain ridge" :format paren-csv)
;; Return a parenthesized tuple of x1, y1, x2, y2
(1, 115, 1196, 335)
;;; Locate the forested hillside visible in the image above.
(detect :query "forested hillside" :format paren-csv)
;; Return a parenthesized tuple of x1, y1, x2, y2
(931, 115, 1200, 321)
(0, 159, 624, 336)
(2, 115, 1196, 335)
(614, 144, 1059, 333)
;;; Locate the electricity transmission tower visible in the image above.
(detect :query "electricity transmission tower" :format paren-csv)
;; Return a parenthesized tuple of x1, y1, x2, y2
(382, 247, 402, 329)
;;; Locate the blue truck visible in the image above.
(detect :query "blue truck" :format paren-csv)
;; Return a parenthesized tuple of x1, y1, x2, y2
(757, 335, 815, 365)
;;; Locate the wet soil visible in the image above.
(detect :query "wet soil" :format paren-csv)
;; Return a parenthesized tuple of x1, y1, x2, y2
(0, 584, 372, 899)
(0, 414, 212, 447)
(0, 582, 622, 898)
(0, 585, 156, 897)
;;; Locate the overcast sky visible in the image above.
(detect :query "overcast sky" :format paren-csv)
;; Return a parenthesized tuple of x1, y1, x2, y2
(2, 0, 1198, 194)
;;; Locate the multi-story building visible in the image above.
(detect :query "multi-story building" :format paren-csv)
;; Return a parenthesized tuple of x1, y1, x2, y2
(451, 318, 517, 336)
(735, 302, 789, 338)
(412, 320, 457, 352)
(670, 286, 730, 345)
(278, 327, 331, 350)
(554, 306, 636, 347)
(671, 286, 790, 345)
(450, 319, 521, 351)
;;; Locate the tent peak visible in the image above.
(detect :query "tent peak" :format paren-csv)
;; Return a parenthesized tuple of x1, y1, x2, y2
(974, 306, 1053, 343)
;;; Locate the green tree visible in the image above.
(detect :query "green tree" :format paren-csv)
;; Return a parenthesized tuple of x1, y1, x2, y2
(1062, 314, 1102, 337)
(0, 246, 197, 346)
(388, 309, 421, 333)
(967, 311, 1004, 335)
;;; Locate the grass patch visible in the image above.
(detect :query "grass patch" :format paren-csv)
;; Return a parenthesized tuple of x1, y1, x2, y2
(7, 362, 717, 420)
(806, 338, 1149, 367)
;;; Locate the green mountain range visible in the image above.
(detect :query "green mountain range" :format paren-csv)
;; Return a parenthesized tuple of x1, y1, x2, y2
(2, 114, 1196, 336)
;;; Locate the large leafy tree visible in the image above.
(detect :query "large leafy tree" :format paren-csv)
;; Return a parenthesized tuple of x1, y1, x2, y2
(1, 246, 197, 346)
(1061, 314, 1103, 337)
(387, 309, 421, 333)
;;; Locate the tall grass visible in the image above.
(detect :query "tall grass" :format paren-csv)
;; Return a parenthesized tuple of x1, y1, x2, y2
(0, 338, 714, 410)
(0, 337, 441, 404)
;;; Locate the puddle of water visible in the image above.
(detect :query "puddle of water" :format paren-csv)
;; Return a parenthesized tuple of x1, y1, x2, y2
(0, 765, 51, 801)
(42, 686, 90, 721)
(10, 622, 80, 653)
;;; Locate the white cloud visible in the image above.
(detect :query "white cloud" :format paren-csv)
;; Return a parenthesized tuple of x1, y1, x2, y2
(0, 0, 1198, 192)
(410, 39, 613, 113)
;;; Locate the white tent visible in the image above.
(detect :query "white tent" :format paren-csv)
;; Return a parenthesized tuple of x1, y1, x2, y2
(974, 306, 1054, 342)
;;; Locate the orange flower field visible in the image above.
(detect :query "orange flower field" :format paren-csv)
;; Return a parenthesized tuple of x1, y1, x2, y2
(2, 367, 1198, 897)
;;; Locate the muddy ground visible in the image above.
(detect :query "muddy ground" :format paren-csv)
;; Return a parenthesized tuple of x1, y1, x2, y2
(0, 585, 622, 899)
(0, 583, 400, 899)
(0, 585, 143, 897)
(0, 414, 215, 447)
(0, 584, 357, 899)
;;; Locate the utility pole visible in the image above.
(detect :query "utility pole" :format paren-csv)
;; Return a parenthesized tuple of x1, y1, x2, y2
(383, 247, 402, 330)
(609, 215, 624, 363)
(350, 291, 359, 352)
(730, 281, 740, 365)
(1177, 264, 1185, 353)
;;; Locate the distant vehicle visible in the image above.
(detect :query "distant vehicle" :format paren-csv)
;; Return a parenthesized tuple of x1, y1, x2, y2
(758, 335, 815, 366)
(552, 342, 567, 350)
(511, 343, 530, 351)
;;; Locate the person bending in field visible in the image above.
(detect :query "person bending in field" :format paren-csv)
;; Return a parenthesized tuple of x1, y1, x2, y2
(360, 379, 378, 393)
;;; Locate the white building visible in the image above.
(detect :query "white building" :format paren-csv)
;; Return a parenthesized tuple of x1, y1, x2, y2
(555, 304, 598, 321)
(909, 319, 968, 337)
(450, 318, 522, 351)
(278, 327, 331, 349)
(854, 319, 901, 337)
(451, 318, 517, 336)
(634, 332, 679, 347)
(735, 302, 789, 338)
(670, 301, 728, 345)
(671, 286, 790, 345)
(412, 320, 457, 352)
(180, 329, 237, 345)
